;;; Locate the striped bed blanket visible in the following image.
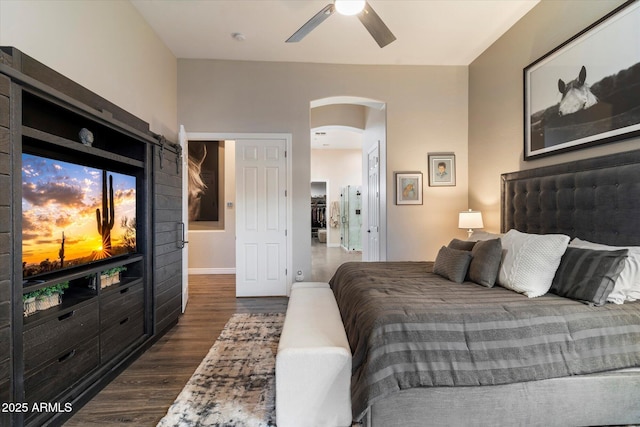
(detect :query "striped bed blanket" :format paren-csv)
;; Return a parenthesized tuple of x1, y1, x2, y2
(329, 261, 640, 419)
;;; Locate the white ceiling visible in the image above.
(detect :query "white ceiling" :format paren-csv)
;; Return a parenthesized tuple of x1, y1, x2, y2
(132, 0, 538, 148)
(131, 0, 539, 66)
(312, 126, 363, 150)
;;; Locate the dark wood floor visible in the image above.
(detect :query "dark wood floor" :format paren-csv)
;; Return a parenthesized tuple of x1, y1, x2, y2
(65, 275, 288, 426)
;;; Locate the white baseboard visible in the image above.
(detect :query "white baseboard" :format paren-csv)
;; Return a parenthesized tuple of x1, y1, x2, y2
(189, 268, 236, 275)
(327, 243, 341, 248)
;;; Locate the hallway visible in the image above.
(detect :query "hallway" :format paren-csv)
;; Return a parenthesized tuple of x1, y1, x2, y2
(310, 239, 361, 282)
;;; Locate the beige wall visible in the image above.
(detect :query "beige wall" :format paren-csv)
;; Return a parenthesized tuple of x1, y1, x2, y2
(178, 60, 469, 277)
(311, 149, 363, 247)
(0, 0, 177, 137)
(311, 104, 366, 129)
(468, 0, 636, 232)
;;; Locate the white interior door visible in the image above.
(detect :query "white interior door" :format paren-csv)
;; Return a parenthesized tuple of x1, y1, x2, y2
(179, 125, 189, 312)
(367, 143, 380, 261)
(235, 139, 288, 296)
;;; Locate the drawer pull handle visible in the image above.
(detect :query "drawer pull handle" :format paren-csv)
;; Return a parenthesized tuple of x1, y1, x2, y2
(120, 317, 129, 325)
(58, 311, 75, 321)
(58, 349, 76, 363)
(120, 287, 129, 294)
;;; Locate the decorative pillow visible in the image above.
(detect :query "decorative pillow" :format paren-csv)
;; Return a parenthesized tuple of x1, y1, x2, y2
(467, 230, 503, 242)
(550, 247, 628, 306)
(570, 237, 640, 304)
(448, 238, 476, 251)
(497, 229, 570, 297)
(468, 238, 503, 288)
(433, 246, 473, 284)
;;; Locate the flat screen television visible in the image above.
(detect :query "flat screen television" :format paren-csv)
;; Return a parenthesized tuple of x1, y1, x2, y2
(22, 153, 137, 279)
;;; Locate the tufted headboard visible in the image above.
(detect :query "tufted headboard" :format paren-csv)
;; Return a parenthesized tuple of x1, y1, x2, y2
(501, 149, 640, 246)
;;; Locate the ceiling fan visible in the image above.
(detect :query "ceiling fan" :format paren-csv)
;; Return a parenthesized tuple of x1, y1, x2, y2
(286, 0, 396, 48)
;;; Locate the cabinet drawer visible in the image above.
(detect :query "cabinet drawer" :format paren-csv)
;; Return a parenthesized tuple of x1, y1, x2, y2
(0, 379, 9, 427)
(23, 301, 98, 373)
(0, 325, 9, 380)
(24, 336, 99, 405)
(100, 282, 144, 329)
(0, 378, 9, 404)
(100, 309, 144, 363)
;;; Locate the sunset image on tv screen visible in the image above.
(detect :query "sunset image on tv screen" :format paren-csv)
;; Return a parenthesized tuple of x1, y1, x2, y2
(22, 153, 137, 278)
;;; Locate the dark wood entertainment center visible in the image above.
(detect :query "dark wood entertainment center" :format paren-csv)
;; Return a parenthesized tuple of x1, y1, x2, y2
(0, 47, 183, 426)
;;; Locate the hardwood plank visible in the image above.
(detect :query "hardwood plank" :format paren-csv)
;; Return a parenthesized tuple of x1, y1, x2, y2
(0, 207, 10, 233)
(0, 96, 8, 128)
(0, 126, 9, 154)
(0, 254, 8, 280)
(0, 174, 10, 205)
(0, 73, 9, 97)
(0, 151, 8, 175)
(65, 275, 288, 426)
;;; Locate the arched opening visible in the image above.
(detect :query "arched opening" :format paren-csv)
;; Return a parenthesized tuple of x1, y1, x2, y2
(309, 96, 387, 280)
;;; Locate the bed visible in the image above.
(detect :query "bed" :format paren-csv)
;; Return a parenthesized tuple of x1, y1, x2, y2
(329, 149, 640, 427)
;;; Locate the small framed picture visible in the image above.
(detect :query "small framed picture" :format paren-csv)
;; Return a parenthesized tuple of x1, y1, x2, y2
(395, 172, 423, 205)
(428, 153, 456, 187)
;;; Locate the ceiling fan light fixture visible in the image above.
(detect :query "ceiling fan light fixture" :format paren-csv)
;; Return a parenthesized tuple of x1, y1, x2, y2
(334, 0, 365, 16)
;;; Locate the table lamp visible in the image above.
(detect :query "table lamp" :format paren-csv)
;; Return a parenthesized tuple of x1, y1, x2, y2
(459, 209, 484, 238)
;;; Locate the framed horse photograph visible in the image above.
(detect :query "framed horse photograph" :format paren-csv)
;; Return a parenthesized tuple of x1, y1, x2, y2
(523, 0, 640, 160)
(187, 141, 219, 221)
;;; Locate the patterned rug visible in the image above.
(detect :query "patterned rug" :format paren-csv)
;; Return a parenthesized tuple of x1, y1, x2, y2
(157, 313, 284, 427)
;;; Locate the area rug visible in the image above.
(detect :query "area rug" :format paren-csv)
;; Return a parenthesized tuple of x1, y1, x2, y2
(157, 313, 284, 427)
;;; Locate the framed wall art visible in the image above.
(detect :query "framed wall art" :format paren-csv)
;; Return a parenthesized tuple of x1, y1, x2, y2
(428, 153, 456, 187)
(188, 140, 219, 221)
(395, 172, 423, 205)
(524, 0, 640, 160)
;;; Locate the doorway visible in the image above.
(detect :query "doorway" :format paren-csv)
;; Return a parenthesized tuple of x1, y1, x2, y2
(309, 96, 387, 280)
(235, 138, 288, 297)
(309, 128, 364, 281)
(185, 132, 293, 297)
(310, 180, 328, 245)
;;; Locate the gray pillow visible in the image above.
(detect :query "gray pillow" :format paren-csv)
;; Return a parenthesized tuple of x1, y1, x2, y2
(550, 247, 628, 306)
(448, 238, 476, 251)
(433, 246, 473, 284)
(468, 238, 502, 288)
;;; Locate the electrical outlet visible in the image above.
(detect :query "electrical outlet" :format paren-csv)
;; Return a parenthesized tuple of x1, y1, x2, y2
(295, 270, 304, 282)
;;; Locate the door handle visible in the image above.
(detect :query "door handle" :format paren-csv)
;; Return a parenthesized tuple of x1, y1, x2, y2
(178, 222, 189, 249)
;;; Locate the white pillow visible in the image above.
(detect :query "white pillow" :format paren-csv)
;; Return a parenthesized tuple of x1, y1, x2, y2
(569, 237, 640, 304)
(498, 229, 570, 298)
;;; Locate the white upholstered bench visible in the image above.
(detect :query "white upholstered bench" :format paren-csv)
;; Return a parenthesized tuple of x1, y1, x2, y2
(276, 282, 352, 427)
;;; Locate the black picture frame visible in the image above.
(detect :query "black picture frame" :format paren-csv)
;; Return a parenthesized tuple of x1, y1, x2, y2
(188, 141, 219, 221)
(523, 0, 640, 160)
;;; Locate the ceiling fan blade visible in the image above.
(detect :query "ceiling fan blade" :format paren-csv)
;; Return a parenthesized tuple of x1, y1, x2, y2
(358, 2, 396, 48)
(286, 4, 335, 43)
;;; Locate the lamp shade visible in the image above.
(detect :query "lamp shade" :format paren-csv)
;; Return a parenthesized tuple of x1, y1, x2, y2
(458, 210, 484, 230)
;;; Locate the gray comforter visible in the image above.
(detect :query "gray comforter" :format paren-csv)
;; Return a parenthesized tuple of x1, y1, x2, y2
(329, 261, 640, 419)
